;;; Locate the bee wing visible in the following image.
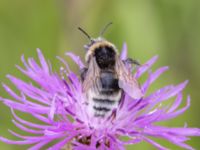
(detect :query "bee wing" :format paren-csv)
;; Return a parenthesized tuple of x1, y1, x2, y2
(116, 57, 143, 99)
(82, 57, 100, 92)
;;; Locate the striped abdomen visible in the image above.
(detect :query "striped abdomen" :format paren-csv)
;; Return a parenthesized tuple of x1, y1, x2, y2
(87, 71, 122, 118)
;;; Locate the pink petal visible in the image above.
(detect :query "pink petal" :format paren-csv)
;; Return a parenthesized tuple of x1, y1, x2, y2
(47, 134, 76, 150)
(37, 48, 49, 74)
(143, 137, 169, 150)
(120, 43, 127, 60)
(65, 52, 85, 69)
(135, 55, 158, 78)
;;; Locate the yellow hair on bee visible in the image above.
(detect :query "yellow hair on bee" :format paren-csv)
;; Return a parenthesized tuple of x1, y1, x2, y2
(85, 40, 118, 62)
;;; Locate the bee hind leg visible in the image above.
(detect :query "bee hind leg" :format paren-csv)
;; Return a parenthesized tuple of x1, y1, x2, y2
(80, 67, 88, 82)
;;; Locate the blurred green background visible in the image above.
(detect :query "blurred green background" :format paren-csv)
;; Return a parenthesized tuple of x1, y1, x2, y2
(0, 0, 200, 149)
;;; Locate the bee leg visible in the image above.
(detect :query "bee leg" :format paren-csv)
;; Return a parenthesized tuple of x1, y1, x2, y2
(123, 58, 140, 66)
(107, 109, 117, 123)
(80, 67, 88, 82)
(111, 109, 117, 123)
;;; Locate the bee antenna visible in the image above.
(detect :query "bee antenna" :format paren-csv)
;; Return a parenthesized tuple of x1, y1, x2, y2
(78, 27, 92, 41)
(100, 22, 113, 37)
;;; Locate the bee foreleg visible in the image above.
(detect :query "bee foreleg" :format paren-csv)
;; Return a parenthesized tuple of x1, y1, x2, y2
(123, 58, 140, 66)
(80, 67, 88, 82)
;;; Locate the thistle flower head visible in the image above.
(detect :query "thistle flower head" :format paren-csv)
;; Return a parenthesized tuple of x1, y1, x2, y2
(0, 44, 199, 150)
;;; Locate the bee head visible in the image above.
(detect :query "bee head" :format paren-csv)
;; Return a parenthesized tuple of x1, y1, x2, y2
(78, 22, 118, 66)
(86, 39, 118, 69)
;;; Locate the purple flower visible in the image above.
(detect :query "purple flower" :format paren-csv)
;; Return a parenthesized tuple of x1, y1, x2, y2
(0, 44, 200, 150)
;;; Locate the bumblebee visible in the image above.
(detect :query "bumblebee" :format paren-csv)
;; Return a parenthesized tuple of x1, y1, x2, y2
(79, 23, 143, 118)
